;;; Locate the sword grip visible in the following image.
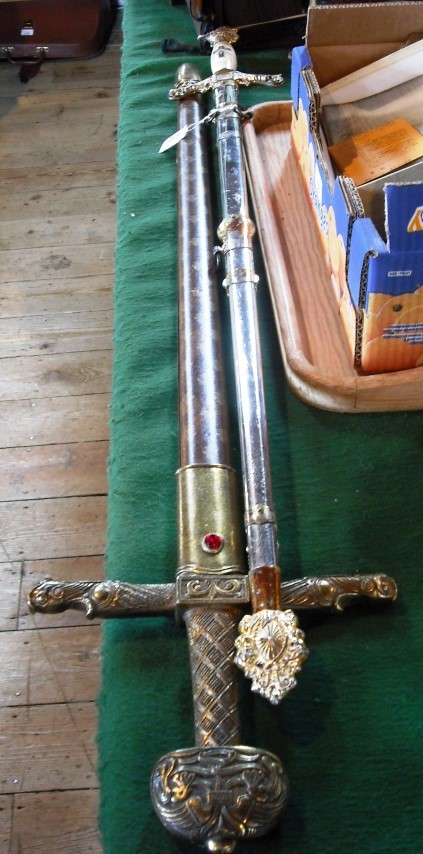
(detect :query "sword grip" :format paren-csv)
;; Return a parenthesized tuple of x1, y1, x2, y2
(151, 606, 288, 851)
(183, 606, 241, 747)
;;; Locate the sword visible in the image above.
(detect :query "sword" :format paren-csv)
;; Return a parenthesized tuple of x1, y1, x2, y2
(29, 31, 397, 852)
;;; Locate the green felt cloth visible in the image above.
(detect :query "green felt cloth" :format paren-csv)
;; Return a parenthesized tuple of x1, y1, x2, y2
(98, 2, 423, 851)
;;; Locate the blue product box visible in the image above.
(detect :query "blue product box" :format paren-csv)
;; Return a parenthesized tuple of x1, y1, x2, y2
(290, 2, 423, 374)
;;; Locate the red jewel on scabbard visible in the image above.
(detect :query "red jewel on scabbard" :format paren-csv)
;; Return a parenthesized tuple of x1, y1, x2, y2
(202, 532, 224, 553)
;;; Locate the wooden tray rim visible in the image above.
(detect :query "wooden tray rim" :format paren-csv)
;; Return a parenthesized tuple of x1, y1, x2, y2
(244, 100, 423, 413)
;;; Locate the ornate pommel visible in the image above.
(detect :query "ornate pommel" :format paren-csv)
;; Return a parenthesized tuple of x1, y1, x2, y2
(205, 27, 239, 47)
(175, 62, 201, 86)
(150, 745, 288, 851)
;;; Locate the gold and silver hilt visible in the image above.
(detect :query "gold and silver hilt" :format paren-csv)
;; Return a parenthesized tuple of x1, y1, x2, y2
(28, 456, 396, 849)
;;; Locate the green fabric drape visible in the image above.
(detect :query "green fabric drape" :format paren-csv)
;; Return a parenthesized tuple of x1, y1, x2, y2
(98, 2, 423, 851)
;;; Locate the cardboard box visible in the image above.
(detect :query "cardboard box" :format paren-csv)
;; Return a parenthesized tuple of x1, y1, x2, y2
(290, 2, 423, 373)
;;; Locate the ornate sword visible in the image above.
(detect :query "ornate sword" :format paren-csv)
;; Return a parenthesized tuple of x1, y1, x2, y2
(29, 31, 397, 852)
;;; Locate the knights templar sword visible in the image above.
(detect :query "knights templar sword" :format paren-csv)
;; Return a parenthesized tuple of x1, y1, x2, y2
(29, 29, 397, 852)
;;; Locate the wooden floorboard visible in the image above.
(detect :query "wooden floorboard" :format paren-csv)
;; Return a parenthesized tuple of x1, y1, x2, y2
(1, 495, 108, 562)
(0, 13, 122, 850)
(0, 394, 110, 448)
(0, 350, 112, 401)
(0, 563, 21, 632)
(0, 311, 113, 359)
(0, 162, 117, 193)
(9, 790, 102, 853)
(0, 185, 116, 223)
(0, 213, 116, 252)
(0, 274, 113, 319)
(0, 243, 115, 284)
(0, 702, 98, 793)
(0, 440, 109, 502)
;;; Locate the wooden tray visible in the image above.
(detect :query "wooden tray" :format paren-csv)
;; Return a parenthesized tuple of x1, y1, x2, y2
(243, 101, 423, 412)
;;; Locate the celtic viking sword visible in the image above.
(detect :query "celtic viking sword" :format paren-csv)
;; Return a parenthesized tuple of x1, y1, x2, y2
(29, 30, 397, 852)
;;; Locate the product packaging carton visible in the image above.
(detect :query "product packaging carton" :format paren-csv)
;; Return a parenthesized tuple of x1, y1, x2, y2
(290, 2, 423, 373)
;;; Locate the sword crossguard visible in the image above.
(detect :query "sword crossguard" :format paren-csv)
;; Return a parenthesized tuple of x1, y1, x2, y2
(169, 70, 283, 101)
(28, 573, 397, 621)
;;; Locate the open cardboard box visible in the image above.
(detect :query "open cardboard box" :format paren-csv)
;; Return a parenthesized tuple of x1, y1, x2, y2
(290, 2, 423, 373)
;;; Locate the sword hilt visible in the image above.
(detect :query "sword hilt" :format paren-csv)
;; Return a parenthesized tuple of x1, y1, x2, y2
(168, 27, 283, 101)
(28, 569, 396, 849)
(151, 605, 289, 851)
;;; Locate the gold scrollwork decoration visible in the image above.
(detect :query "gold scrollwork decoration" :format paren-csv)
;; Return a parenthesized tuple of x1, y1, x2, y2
(177, 574, 249, 606)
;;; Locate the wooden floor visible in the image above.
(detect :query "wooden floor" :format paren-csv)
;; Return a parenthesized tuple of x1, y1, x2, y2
(0, 17, 121, 852)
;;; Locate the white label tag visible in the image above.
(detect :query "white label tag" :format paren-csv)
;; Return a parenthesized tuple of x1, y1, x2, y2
(159, 106, 234, 154)
(159, 126, 189, 154)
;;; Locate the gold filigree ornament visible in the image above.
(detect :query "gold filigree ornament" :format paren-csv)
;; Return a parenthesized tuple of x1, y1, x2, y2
(234, 609, 308, 704)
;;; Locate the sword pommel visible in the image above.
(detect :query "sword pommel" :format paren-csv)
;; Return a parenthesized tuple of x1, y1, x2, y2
(174, 61, 201, 86)
(205, 27, 239, 48)
(150, 745, 288, 849)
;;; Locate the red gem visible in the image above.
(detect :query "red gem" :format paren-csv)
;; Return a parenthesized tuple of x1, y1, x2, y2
(202, 533, 224, 553)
